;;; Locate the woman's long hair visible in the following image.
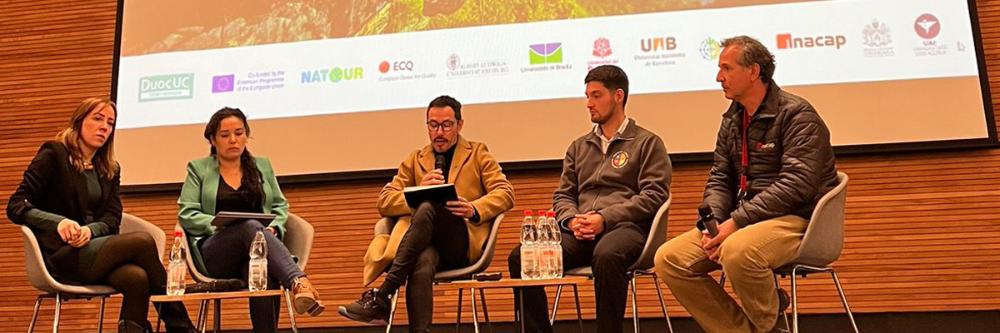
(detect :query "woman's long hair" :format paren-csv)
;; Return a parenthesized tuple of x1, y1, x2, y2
(204, 107, 264, 204)
(54, 97, 119, 180)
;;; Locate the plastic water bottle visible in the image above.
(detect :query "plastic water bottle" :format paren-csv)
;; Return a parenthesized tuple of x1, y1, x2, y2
(546, 210, 563, 278)
(536, 210, 552, 279)
(166, 230, 186, 296)
(520, 210, 539, 280)
(248, 230, 268, 291)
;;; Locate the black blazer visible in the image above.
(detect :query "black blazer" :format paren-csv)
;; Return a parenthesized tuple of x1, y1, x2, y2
(6, 141, 122, 271)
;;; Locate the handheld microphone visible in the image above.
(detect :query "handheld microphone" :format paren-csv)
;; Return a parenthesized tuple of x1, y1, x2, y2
(434, 154, 446, 182)
(697, 204, 719, 237)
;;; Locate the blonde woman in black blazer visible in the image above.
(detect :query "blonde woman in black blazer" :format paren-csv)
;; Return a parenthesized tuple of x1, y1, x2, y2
(7, 98, 195, 333)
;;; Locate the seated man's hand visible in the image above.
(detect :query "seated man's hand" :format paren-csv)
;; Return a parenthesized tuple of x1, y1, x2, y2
(419, 169, 445, 186)
(703, 219, 738, 262)
(446, 196, 475, 219)
(571, 212, 605, 240)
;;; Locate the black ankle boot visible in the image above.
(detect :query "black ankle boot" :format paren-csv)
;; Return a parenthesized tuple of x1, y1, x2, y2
(155, 302, 197, 333)
(118, 320, 151, 333)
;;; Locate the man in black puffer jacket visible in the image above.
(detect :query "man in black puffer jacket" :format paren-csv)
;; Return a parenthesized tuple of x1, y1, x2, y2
(655, 35, 838, 333)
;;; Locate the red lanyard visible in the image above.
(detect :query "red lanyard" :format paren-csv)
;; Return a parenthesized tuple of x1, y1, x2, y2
(739, 110, 750, 193)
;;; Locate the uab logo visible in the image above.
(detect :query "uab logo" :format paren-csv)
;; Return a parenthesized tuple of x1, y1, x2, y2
(138, 74, 194, 102)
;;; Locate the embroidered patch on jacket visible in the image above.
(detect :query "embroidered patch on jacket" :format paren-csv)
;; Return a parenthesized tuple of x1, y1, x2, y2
(611, 151, 629, 169)
(755, 142, 776, 152)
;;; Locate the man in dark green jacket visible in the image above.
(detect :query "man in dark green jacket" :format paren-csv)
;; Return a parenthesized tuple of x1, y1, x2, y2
(508, 65, 672, 333)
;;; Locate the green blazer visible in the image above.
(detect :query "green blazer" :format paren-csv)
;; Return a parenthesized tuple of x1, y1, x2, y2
(177, 155, 289, 272)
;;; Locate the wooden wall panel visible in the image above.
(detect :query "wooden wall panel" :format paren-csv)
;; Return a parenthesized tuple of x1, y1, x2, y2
(0, 1, 999, 331)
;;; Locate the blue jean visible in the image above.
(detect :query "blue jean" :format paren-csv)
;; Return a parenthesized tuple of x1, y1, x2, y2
(200, 219, 305, 333)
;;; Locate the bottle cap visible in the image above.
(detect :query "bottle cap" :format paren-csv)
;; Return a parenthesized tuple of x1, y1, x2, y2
(523, 209, 533, 216)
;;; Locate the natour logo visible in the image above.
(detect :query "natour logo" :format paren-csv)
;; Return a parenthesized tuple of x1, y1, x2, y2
(300, 67, 363, 84)
(529, 43, 563, 65)
(699, 37, 722, 60)
(776, 33, 846, 50)
(379, 60, 414, 73)
(640, 37, 677, 52)
(593, 38, 612, 58)
(914, 13, 940, 40)
(138, 73, 194, 102)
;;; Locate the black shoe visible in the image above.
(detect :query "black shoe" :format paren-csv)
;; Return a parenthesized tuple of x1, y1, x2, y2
(770, 288, 791, 333)
(777, 287, 790, 314)
(337, 288, 390, 325)
(155, 302, 197, 333)
(184, 279, 245, 293)
(118, 320, 152, 333)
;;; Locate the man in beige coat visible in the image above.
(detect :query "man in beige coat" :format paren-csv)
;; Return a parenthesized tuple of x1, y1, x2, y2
(339, 95, 514, 332)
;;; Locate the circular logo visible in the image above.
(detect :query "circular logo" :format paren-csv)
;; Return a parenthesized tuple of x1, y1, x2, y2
(379, 61, 391, 73)
(329, 67, 343, 82)
(447, 54, 460, 71)
(611, 151, 629, 169)
(914, 13, 940, 40)
(699, 37, 721, 60)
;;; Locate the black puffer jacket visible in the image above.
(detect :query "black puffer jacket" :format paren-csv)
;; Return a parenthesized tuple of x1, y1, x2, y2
(703, 83, 838, 227)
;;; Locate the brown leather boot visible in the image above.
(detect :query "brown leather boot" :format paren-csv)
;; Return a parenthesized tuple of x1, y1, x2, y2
(291, 276, 325, 316)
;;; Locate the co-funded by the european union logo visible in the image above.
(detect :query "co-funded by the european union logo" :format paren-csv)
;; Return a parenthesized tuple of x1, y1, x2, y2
(138, 74, 194, 102)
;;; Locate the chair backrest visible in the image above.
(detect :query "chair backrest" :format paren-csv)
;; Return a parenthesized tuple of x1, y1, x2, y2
(178, 212, 314, 282)
(434, 212, 506, 281)
(121, 213, 166, 260)
(631, 195, 672, 271)
(175, 224, 217, 283)
(791, 172, 849, 267)
(20, 226, 61, 293)
(283, 213, 314, 270)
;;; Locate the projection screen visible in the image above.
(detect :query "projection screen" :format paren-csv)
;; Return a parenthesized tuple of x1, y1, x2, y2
(112, 0, 995, 185)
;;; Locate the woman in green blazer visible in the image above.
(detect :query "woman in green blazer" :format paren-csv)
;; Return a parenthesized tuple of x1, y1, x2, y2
(177, 108, 324, 332)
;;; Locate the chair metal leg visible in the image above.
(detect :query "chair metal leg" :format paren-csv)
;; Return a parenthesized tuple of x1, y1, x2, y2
(198, 300, 208, 333)
(572, 284, 583, 333)
(629, 277, 640, 333)
(213, 299, 221, 333)
(719, 272, 726, 287)
(52, 294, 61, 333)
(386, 291, 399, 333)
(651, 275, 674, 333)
(455, 288, 463, 333)
(98, 296, 107, 333)
(790, 267, 799, 333)
(284, 288, 299, 333)
(830, 270, 860, 333)
(550, 285, 563, 325)
(478, 288, 494, 333)
(28, 296, 43, 333)
(469, 288, 481, 333)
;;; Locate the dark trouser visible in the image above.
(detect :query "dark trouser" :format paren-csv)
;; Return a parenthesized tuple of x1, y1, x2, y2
(74, 232, 192, 330)
(200, 219, 305, 333)
(508, 222, 645, 333)
(380, 201, 470, 333)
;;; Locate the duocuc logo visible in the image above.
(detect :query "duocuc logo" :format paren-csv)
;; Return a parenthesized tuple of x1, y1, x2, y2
(138, 73, 194, 102)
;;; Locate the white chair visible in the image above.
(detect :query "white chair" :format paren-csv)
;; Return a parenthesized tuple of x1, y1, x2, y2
(720, 172, 857, 333)
(21, 213, 165, 333)
(379, 212, 507, 333)
(550, 197, 673, 333)
(176, 213, 314, 333)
